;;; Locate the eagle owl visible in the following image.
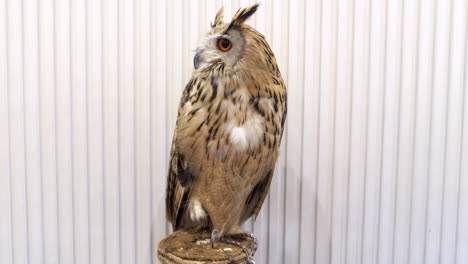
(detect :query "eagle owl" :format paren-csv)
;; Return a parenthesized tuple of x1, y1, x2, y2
(165, 3, 287, 256)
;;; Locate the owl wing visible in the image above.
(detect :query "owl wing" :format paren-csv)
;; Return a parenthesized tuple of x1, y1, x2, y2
(241, 82, 287, 223)
(165, 138, 192, 230)
(240, 168, 274, 223)
(165, 81, 195, 230)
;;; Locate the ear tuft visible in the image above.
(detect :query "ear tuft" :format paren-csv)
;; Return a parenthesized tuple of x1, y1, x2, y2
(211, 7, 224, 28)
(227, 4, 259, 31)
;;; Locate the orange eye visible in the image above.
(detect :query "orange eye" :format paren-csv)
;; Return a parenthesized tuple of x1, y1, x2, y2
(217, 38, 232, 52)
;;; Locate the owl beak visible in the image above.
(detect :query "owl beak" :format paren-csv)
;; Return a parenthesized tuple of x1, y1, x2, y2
(194, 50, 202, 70)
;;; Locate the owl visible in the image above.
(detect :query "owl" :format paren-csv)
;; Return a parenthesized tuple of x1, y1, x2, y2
(165, 4, 286, 260)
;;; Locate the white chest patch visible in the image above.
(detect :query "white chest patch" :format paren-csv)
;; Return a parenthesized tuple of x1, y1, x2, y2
(227, 115, 264, 152)
(230, 127, 248, 149)
(189, 199, 207, 222)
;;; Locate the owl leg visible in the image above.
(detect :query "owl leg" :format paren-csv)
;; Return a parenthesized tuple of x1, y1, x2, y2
(211, 229, 219, 248)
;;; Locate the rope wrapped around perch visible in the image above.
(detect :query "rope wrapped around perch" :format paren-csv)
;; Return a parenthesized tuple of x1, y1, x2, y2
(157, 228, 256, 264)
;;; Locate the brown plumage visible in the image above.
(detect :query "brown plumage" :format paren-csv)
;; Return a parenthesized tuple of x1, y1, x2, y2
(165, 4, 287, 242)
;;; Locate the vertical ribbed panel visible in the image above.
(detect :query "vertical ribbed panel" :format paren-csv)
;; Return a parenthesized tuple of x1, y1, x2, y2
(1, 1, 467, 264)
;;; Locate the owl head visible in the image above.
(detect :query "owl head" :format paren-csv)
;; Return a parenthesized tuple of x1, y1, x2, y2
(194, 4, 278, 77)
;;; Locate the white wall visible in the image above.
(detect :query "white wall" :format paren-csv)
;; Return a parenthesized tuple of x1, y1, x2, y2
(1, 0, 467, 264)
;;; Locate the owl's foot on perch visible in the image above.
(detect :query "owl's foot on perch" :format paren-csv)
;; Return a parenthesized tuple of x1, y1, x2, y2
(211, 229, 219, 248)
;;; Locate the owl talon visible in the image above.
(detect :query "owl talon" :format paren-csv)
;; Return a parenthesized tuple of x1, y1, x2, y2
(211, 229, 219, 248)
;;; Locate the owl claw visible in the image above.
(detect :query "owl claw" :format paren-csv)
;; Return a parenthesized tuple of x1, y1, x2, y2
(211, 229, 219, 248)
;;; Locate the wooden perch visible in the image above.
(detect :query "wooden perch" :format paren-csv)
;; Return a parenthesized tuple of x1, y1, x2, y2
(157, 228, 256, 264)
